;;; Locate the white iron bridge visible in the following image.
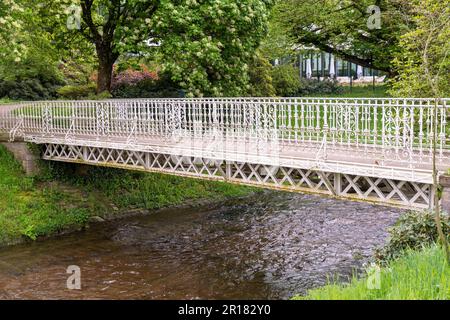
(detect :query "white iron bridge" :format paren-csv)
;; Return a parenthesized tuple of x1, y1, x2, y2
(1, 97, 449, 209)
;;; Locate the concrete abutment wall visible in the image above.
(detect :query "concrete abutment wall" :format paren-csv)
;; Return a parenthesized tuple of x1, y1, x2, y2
(1, 142, 40, 176)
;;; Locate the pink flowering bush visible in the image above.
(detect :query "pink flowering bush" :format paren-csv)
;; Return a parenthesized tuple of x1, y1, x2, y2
(111, 65, 158, 90)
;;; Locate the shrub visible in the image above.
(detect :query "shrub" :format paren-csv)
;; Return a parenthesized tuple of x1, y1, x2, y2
(111, 65, 158, 90)
(271, 64, 301, 97)
(0, 78, 62, 101)
(57, 84, 97, 100)
(86, 91, 113, 100)
(375, 211, 450, 264)
(271, 64, 343, 97)
(112, 72, 184, 99)
(298, 78, 343, 96)
(247, 53, 276, 97)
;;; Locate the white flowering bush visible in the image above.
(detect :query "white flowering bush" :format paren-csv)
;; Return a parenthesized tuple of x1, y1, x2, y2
(0, 0, 26, 60)
(152, 0, 274, 97)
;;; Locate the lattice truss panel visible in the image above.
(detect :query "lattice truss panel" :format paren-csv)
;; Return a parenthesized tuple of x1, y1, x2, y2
(43, 144, 433, 209)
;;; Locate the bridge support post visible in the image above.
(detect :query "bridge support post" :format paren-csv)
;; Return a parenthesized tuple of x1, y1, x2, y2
(144, 153, 151, 169)
(439, 175, 450, 214)
(225, 161, 232, 180)
(82, 146, 88, 161)
(334, 173, 341, 196)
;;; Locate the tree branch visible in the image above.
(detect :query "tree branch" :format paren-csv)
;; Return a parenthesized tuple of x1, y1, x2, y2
(80, 0, 101, 43)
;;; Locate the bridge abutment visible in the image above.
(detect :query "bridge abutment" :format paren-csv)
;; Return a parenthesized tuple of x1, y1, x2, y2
(1, 142, 40, 176)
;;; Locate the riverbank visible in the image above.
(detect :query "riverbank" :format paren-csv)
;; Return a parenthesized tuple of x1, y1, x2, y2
(0, 144, 256, 247)
(293, 244, 449, 300)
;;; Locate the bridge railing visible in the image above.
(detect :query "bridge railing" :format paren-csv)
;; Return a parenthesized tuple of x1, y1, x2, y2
(0, 98, 449, 167)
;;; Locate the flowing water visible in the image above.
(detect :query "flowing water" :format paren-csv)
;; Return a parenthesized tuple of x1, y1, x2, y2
(0, 192, 401, 300)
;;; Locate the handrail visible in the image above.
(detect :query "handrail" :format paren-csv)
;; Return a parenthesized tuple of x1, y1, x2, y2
(1, 97, 449, 169)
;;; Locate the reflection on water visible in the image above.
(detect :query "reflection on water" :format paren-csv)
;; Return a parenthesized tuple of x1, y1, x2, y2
(0, 192, 401, 299)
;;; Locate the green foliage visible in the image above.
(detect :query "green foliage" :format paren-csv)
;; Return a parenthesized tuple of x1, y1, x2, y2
(0, 0, 28, 60)
(87, 91, 113, 100)
(0, 144, 254, 245)
(32, 0, 274, 95)
(390, 0, 450, 97)
(311, 85, 389, 98)
(0, 2, 66, 100)
(35, 0, 158, 56)
(17, 207, 90, 241)
(294, 244, 449, 300)
(33, 0, 161, 92)
(259, 4, 296, 61)
(247, 52, 276, 97)
(111, 69, 183, 98)
(112, 78, 184, 99)
(298, 79, 343, 96)
(273, 0, 411, 76)
(57, 84, 113, 100)
(0, 78, 62, 101)
(60, 59, 96, 86)
(57, 84, 97, 100)
(271, 64, 301, 96)
(152, 0, 274, 97)
(41, 161, 254, 211)
(271, 64, 342, 96)
(375, 211, 450, 263)
(0, 145, 93, 243)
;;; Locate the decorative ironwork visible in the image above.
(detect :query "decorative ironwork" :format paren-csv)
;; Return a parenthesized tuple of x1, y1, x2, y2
(41, 143, 434, 209)
(1, 97, 449, 209)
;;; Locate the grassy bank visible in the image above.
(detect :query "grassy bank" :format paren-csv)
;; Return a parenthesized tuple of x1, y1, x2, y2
(293, 244, 449, 300)
(0, 146, 88, 244)
(337, 84, 390, 98)
(0, 144, 254, 246)
(305, 84, 390, 98)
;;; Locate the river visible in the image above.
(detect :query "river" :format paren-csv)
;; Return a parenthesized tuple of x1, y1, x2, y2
(0, 192, 401, 299)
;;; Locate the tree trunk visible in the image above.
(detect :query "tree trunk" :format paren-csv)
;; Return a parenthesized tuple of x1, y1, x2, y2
(96, 45, 118, 94)
(97, 57, 114, 94)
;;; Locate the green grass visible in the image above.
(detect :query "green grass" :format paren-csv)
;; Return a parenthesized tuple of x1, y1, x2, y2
(306, 84, 390, 98)
(43, 160, 254, 211)
(0, 98, 21, 104)
(0, 145, 254, 246)
(293, 244, 450, 300)
(0, 145, 94, 244)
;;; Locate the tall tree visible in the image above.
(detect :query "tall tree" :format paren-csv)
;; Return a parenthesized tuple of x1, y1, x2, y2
(36, 0, 273, 96)
(152, 0, 274, 97)
(36, 0, 159, 93)
(273, 0, 415, 76)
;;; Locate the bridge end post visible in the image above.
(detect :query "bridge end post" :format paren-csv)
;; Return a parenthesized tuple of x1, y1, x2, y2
(439, 175, 450, 214)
